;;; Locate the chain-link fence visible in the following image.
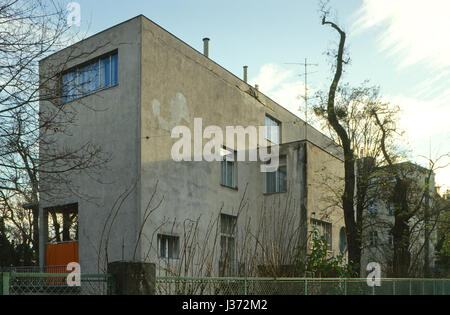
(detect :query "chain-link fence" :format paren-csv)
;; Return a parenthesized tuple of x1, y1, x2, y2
(1, 272, 114, 295)
(156, 276, 450, 295)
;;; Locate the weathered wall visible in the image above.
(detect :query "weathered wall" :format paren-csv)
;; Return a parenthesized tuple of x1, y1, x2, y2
(39, 17, 143, 273)
(39, 15, 345, 276)
(306, 141, 345, 257)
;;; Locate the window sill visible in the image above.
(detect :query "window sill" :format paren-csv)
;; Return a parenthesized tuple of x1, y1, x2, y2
(220, 184, 238, 191)
(263, 191, 287, 196)
(61, 84, 119, 104)
(158, 256, 180, 261)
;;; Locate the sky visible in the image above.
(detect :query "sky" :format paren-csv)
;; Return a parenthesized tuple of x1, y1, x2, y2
(69, 0, 450, 192)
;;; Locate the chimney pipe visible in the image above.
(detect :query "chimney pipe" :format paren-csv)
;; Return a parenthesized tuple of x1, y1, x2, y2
(243, 66, 248, 83)
(203, 38, 210, 58)
(255, 84, 259, 91)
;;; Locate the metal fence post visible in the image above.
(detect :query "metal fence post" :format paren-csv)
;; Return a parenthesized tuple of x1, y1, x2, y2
(243, 278, 247, 295)
(2, 272, 10, 295)
(344, 279, 347, 295)
(304, 279, 308, 295)
(393, 280, 396, 295)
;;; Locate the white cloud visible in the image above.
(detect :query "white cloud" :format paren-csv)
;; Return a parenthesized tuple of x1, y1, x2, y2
(352, 0, 450, 70)
(388, 96, 450, 143)
(352, 1, 450, 188)
(385, 94, 450, 188)
(352, 0, 450, 105)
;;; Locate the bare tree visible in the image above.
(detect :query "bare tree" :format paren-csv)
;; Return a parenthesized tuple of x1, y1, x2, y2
(372, 109, 449, 276)
(0, 0, 110, 266)
(317, 4, 370, 275)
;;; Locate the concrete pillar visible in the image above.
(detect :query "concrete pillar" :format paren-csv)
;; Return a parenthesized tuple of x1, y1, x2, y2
(107, 261, 156, 295)
(38, 206, 48, 271)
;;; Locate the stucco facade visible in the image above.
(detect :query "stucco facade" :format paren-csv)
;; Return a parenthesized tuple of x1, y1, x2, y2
(39, 15, 345, 275)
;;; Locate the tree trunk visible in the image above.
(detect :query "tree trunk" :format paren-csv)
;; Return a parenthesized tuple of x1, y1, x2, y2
(322, 16, 361, 276)
(392, 180, 411, 277)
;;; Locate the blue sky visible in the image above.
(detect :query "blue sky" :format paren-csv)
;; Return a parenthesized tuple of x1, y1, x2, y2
(70, 0, 450, 191)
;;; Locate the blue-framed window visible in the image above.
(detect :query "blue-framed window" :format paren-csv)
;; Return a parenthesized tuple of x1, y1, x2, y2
(61, 51, 118, 103)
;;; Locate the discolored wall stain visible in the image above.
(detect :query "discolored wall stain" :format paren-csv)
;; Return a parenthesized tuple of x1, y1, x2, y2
(152, 92, 190, 131)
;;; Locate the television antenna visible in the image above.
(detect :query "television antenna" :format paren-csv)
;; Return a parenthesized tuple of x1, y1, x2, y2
(285, 58, 318, 140)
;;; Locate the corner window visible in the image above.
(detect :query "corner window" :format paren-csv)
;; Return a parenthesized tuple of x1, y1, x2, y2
(265, 115, 280, 144)
(158, 234, 179, 259)
(220, 148, 237, 189)
(61, 51, 118, 103)
(265, 155, 287, 193)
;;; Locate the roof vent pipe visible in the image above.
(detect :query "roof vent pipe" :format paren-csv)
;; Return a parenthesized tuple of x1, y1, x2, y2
(243, 66, 248, 83)
(203, 38, 210, 58)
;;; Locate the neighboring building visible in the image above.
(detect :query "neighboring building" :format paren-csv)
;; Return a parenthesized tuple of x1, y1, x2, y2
(38, 15, 346, 276)
(443, 190, 450, 201)
(361, 162, 439, 277)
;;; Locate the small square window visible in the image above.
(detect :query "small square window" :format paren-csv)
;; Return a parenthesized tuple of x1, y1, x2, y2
(158, 234, 179, 259)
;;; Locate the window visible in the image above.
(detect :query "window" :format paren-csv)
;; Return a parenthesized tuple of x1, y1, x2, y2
(220, 148, 237, 189)
(388, 203, 394, 216)
(369, 231, 378, 247)
(388, 232, 394, 248)
(265, 115, 280, 144)
(61, 51, 118, 103)
(311, 219, 332, 250)
(158, 234, 179, 259)
(265, 155, 287, 193)
(220, 214, 237, 276)
(369, 201, 377, 215)
(339, 227, 347, 254)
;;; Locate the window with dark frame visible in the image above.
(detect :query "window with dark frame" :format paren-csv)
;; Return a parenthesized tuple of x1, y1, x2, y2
(157, 234, 179, 259)
(265, 155, 287, 194)
(388, 232, 394, 248)
(220, 147, 237, 189)
(369, 201, 377, 215)
(219, 214, 237, 276)
(311, 219, 332, 250)
(388, 202, 394, 215)
(369, 230, 378, 247)
(265, 115, 280, 144)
